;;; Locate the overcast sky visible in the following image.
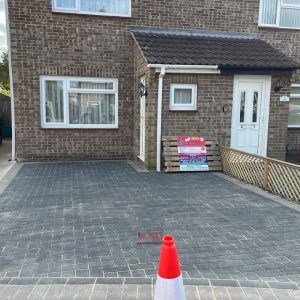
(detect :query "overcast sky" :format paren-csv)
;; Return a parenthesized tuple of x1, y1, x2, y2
(0, 0, 7, 51)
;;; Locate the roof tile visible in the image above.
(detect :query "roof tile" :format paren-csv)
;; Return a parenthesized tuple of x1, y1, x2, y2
(131, 29, 298, 70)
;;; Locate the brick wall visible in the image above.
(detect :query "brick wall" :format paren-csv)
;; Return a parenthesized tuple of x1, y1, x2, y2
(267, 76, 292, 160)
(141, 73, 291, 169)
(7, 0, 300, 161)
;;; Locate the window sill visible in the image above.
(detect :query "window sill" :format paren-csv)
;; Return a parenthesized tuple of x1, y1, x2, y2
(258, 25, 300, 31)
(288, 126, 300, 129)
(41, 125, 119, 129)
(52, 9, 131, 19)
(169, 109, 198, 112)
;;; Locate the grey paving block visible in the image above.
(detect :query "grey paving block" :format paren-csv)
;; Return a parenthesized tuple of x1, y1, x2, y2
(122, 284, 138, 300)
(242, 287, 264, 300)
(106, 284, 123, 300)
(96, 278, 124, 285)
(239, 280, 269, 288)
(288, 290, 300, 299)
(212, 286, 231, 300)
(59, 284, 81, 300)
(210, 279, 239, 287)
(257, 288, 277, 300)
(124, 278, 152, 285)
(27, 285, 50, 300)
(67, 278, 96, 285)
(227, 287, 247, 300)
(43, 285, 65, 300)
(74, 285, 94, 300)
(268, 281, 299, 290)
(272, 289, 294, 300)
(138, 284, 153, 300)
(184, 279, 210, 286)
(90, 284, 108, 300)
(0, 285, 20, 299)
(12, 285, 35, 300)
(184, 285, 200, 300)
(38, 278, 67, 285)
(9, 278, 39, 285)
(197, 286, 215, 300)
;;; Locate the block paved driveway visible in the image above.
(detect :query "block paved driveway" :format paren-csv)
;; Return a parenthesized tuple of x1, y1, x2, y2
(0, 160, 300, 291)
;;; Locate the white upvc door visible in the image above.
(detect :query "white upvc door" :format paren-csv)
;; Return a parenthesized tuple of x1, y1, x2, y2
(231, 75, 271, 156)
(139, 77, 146, 161)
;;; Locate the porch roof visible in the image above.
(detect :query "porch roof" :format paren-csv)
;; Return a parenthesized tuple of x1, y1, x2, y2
(130, 27, 300, 74)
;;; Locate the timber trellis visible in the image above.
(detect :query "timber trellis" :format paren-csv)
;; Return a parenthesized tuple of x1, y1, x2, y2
(220, 146, 300, 202)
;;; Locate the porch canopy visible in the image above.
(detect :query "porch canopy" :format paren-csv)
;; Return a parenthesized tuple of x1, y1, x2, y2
(130, 26, 299, 75)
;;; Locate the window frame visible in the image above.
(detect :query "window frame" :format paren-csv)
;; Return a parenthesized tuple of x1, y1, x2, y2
(259, 0, 300, 29)
(52, 0, 132, 18)
(288, 83, 300, 128)
(40, 76, 118, 129)
(169, 84, 197, 111)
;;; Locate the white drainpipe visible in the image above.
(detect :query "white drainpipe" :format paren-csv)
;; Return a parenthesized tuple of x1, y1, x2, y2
(4, 0, 16, 161)
(156, 67, 166, 172)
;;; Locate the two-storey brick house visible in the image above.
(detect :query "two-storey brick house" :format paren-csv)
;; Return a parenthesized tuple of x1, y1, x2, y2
(5, 0, 300, 170)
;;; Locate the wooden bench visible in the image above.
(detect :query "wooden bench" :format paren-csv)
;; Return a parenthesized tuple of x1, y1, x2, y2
(162, 136, 223, 173)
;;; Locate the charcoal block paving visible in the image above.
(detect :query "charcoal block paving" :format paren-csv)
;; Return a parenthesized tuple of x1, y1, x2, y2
(0, 161, 299, 286)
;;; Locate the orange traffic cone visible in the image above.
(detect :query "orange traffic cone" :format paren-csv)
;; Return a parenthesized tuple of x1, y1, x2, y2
(154, 235, 186, 300)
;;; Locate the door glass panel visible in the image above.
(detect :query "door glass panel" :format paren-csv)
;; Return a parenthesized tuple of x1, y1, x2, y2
(253, 91, 258, 123)
(240, 91, 246, 123)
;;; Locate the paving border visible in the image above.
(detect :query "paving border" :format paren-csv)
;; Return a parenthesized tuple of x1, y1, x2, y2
(213, 172, 300, 213)
(0, 162, 22, 197)
(0, 277, 298, 290)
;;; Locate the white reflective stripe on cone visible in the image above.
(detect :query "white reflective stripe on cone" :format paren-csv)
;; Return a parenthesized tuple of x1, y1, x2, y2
(154, 274, 186, 300)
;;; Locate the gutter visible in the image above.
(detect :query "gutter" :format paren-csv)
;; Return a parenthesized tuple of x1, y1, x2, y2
(4, 0, 16, 161)
(156, 66, 166, 172)
(148, 64, 220, 74)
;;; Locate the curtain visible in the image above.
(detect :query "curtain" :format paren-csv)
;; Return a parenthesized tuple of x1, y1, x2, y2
(280, 8, 300, 28)
(80, 0, 129, 14)
(70, 81, 113, 90)
(45, 81, 64, 123)
(56, 0, 76, 8)
(283, 0, 300, 4)
(69, 93, 115, 125)
(174, 89, 192, 104)
(260, 0, 278, 24)
(288, 99, 300, 126)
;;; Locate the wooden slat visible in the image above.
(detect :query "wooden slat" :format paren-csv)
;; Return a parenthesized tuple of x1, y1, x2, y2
(165, 166, 222, 172)
(164, 150, 220, 156)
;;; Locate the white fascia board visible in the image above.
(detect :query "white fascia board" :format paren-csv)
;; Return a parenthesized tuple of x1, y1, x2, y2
(147, 64, 220, 74)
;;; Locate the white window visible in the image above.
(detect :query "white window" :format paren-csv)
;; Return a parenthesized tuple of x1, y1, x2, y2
(288, 84, 300, 127)
(40, 76, 118, 129)
(170, 84, 197, 111)
(53, 0, 131, 17)
(259, 0, 300, 29)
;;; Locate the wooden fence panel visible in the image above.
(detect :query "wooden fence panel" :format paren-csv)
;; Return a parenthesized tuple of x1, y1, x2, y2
(0, 94, 11, 127)
(220, 146, 300, 202)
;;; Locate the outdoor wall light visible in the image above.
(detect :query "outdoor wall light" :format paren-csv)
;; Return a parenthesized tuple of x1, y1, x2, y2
(275, 79, 286, 93)
(139, 82, 148, 97)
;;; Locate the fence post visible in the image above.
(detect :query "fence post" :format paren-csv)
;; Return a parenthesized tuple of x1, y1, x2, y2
(263, 159, 270, 190)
